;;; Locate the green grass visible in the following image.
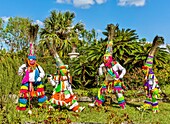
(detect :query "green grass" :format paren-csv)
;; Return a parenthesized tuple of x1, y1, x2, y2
(1, 100, 170, 124)
(1, 88, 170, 124)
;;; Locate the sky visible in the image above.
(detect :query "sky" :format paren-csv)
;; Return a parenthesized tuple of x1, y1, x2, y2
(0, 0, 170, 45)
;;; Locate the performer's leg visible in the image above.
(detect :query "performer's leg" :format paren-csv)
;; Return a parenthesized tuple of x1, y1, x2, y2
(151, 88, 159, 113)
(114, 80, 126, 109)
(94, 85, 107, 106)
(16, 83, 29, 111)
(36, 82, 48, 107)
(116, 92, 126, 109)
(61, 90, 84, 112)
(142, 97, 152, 110)
(68, 96, 85, 112)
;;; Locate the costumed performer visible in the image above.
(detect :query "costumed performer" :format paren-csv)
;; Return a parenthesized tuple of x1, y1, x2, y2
(47, 53, 85, 112)
(16, 42, 48, 111)
(89, 41, 126, 109)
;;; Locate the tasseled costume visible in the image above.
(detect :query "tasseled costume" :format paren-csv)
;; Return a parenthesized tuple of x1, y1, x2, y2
(48, 66, 85, 112)
(140, 55, 160, 113)
(93, 41, 127, 109)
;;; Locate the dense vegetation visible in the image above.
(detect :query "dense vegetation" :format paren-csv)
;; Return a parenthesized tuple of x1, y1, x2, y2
(0, 10, 170, 123)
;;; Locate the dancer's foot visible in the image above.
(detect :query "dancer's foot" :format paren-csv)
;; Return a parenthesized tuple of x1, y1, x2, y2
(88, 103, 95, 107)
(75, 106, 85, 112)
(136, 107, 143, 111)
(121, 105, 126, 110)
(80, 106, 85, 112)
(152, 110, 159, 113)
(28, 110, 32, 115)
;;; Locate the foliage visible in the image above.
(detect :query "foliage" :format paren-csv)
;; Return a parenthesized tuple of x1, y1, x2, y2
(39, 10, 85, 61)
(3, 17, 32, 51)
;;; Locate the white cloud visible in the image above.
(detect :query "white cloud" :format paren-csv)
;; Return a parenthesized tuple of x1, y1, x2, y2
(56, 0, 107, 8)
(96, 0, 107, 4)
(73, 0, 95, 8)
(56, 0, 71, 4)
(1, 16, 10, 22)
(117, 0, 146, 7)
(34, 20, 44, 27)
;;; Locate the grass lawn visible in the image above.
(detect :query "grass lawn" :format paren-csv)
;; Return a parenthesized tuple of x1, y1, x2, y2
(1, 87, 170, 124)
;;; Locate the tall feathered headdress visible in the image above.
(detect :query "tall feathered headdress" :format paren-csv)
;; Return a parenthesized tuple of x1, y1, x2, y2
(142, 36, 164, 69)
(54, 53, 65, 68)
(103, 40, 114, 66)
(28, 24, 39, 60)
(28, 42, 36, 60)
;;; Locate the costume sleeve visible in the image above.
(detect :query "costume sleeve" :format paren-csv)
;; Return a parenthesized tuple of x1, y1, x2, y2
(18, 64, 27, 76)
(49, 78, 56, 86)
(48, 75, 59, 87)
(67, 81, 74, 95)
(117, 62, 126, 79)
(37, 65, 45, 78)
(98, 63, 105, 76)
(152, 76, 158, 89)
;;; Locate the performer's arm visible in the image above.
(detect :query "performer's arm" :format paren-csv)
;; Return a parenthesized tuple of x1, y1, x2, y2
(67, 73, 74, 95)
(48, 75, 59, 87)
(18, 64, 27, 76)
(67, 83, 74, 95)
(37, 65, 45, 78)
(98, 63, 105, 76)
(36, 65, 45, 82)
(152, 76, 158, 90)
(117, 63, 126, 79)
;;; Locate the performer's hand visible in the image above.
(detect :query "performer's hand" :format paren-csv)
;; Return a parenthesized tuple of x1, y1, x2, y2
(151, 89, 155, 93)
(119, 75, 123, 79)
(27, 67, 31, 72)
(47, 75, 52, 80)
(115, 78, 119, 80)
(37, 77, 41, 82)
(122, 85, 127, 90)
(69, 90, 74, 96)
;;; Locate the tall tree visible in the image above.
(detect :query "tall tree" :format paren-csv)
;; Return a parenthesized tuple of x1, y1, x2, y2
(40, 10, 84, 61)
(3, 17, 32, 52)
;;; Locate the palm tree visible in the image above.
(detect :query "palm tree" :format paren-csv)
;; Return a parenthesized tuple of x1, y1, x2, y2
(40, 10, 85, 61)
(69, 24, 140, 87)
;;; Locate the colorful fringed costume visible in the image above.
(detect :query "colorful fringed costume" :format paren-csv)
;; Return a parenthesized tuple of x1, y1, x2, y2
(90, 41, 126, 109)
(138, 36, 164, 113)
(16, 42, 47, 111)
(47, 53, 85, 112)
(139, 56, 160, 113)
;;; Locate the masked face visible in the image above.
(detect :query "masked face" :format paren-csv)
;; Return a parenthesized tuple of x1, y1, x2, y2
(104, 55, 113, 67)
(60, 69, 67, 76)
(104, 56, 109, 63)
(59, 65, 69, 76)
(28, 59, 36, 66)
(27, 55, 36, 66)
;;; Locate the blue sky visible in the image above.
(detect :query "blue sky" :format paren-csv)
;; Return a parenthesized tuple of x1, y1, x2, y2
(0, 0, 170, 44)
